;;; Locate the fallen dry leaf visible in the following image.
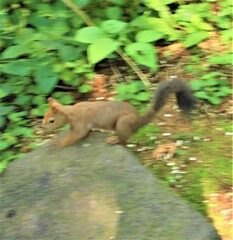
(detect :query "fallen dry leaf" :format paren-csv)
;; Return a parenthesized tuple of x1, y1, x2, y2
(152, 143, 177, 160)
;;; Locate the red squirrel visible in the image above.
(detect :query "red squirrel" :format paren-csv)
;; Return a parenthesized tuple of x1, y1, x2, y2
(42, 79, 195, 148)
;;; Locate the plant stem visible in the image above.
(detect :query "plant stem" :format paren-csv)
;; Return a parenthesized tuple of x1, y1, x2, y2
(61, 0, 93, 26)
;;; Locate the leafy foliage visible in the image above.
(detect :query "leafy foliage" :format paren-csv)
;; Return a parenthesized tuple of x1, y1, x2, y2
(115, 81, 151, 105)
(0, 0, 232, 171)
(191, 72, 231, 105)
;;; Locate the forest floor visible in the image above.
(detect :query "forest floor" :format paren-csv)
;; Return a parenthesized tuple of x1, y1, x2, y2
(33, 54, 232, 239)
(92, 55, 233, 240)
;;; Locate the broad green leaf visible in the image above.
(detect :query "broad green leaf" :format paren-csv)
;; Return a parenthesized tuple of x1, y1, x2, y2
(31, 104, 48, 116)
(75, 27, 104, 43)
(136, 30, 164, 42)
(108, 0, 127, 5)
(1, 45, 28, 59)
(205, 79, 220, 86)
(208, 53, 232, 65)
(87, 38, 120, 64)
(147, 18, 180, 41)
(194, 91, 209, 99)
(209, 96, 221, 105)
(125, 42, 158, 70)
(14, 95, 33, 106)
(1, 61, 32, 76)
(190, 80, 205, 90)
(184, 31, 209, 48)
(53, 92, 75, 104)
(73, 0, 91, 7)
(0, 84, 12, 98)
(34, 66, 59, 93)
(136, 92, 150, 101)
(191, 15, 214, 30)
(0, 106, 15, 116)
(59, 46, 82, 61)
(105, 7, 123, 20)
(12, 127, 34, 137)
(78, 84, 92, 93)
(0, 116, 6, 128)
(100, 20, 127, 34)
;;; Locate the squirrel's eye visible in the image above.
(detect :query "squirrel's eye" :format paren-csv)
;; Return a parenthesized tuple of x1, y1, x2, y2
(49, 119, 55, 124)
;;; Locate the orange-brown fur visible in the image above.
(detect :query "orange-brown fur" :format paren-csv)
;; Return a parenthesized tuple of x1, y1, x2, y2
(42, 79, 195, 148)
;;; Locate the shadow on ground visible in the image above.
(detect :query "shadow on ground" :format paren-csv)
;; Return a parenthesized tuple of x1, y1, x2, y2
(0, 132, 220, 240)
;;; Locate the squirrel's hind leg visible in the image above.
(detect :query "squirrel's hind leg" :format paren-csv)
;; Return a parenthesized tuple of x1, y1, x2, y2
(115, 113, 140, 145)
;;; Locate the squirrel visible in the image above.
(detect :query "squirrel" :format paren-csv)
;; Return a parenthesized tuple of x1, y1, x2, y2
(42, 79, 195, 148)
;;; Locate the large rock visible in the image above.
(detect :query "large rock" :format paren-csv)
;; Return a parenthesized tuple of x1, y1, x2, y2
(0, 132, 220, 240)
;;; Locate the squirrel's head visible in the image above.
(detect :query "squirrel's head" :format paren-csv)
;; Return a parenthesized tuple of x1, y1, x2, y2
(42, 97, 68, 130)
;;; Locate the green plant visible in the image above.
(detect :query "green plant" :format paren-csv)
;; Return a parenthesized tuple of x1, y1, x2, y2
(0, 0, 232, 172)
(129, 124, 161, 146)
(190, 72, 231, 104)
(115, 81, 151, 106)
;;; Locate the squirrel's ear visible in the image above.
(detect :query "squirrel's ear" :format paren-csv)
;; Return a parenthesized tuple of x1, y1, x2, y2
(47, 97, 65, 114)
(48, 97, 57, 106)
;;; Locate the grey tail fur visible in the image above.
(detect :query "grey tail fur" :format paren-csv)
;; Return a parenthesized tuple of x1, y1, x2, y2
(142, 79, 195, 125)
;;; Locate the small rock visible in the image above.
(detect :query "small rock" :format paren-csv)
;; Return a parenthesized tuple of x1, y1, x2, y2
(82, 143, 92, 147)
(115, 211, 124, 214)
(157, 122, 166, 126)
(176, 140, 183, 146)
(162, 133, 171, 136)
(95, 97, 105, 101)
(225, 132, 233, 136)
(189, 157, 197, 161)
(171, 170, 180, 174)
(166, 162, 176, 166)
(203, 138, 211, 142)
(215, 128, 224, 131)
(126, 144, 137, 148)
(150, 136, 157, 140)
(164, 114, 173, 118)
(193, 136, 201, 141)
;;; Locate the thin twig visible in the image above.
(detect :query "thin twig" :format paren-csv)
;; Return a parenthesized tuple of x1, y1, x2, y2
(61, 0, 93, 26)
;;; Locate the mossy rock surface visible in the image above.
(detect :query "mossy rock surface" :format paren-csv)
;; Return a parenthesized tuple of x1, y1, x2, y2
(0, 132, 220, 240)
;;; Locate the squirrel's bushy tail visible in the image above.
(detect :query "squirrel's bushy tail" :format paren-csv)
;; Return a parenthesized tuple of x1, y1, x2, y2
(141, 79, 195, 125)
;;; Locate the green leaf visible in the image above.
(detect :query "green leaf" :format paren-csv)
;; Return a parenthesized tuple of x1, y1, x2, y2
(1, 61, 32, 76)
(78, 84, 92, 93)
(1, 45, 28, 59)
(108, 0, 127, 5)
(0, 84, 12, 98)
(194, 91, 209, 99)
(0, 116, 6, 128)
(208, 53, 232, 65)
(73, 0, 91, 7)
(53, 93, 74, 104)
(14, 95, 33, 106)
(34, 65, 59, 93)
(184, 31, 209, 48)
(0, 106, 15, 116)
(75, 27, 104, 43)
(191, 15, 214, 30)
(31, 104, 48, 117)
(125, 42, 158, 70)
(13, 127, 34, 138)
(135, 92, 150, 101)
(208, 96, 221, 105)
(105, 7, 123, 20)
(136, 30, 164, 42)
(100, 20, 127, 34)
(59, 46, 82, 61)
(87, 38, 120, 64)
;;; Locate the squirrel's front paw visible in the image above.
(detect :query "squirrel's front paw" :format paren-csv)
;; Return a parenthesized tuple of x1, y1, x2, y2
(51, 139, 63, 149)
